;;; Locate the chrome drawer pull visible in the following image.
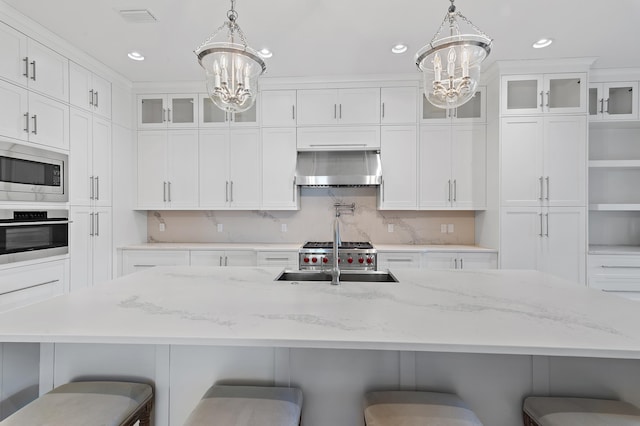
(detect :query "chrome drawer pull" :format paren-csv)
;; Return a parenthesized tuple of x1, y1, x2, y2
(601, 265, 640, 269)
(0, 279, 59, 296)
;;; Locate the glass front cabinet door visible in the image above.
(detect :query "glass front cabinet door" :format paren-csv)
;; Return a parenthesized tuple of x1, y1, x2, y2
(422, 87, 486, 123)
(138, 94, 197, 128)
(198, 94, 258, 127)
(501, 73, 587, 115)
(589, 82, 638, 121)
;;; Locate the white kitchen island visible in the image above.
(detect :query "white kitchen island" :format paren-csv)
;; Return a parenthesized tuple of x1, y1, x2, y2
(0, 266, 639, 425)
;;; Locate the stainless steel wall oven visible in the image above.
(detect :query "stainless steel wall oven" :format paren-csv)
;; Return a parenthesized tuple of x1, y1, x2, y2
(0, 210, 69, 264)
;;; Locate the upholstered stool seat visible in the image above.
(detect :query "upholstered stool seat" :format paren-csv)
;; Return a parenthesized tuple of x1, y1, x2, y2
(523, 396, 640, 426)
(0, 381, 153, 426)
(364, 391, 483, 426)
(184, 385, 303, 426)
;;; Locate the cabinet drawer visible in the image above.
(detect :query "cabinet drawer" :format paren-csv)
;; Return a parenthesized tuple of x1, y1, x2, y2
(257, 251, 298, 267)
(0, 260, 65, 312)
(121, 250, 190, 275)
(377, 252, 421, 269)
(190, 250, 256, 267)
(588, 254, 640, 292)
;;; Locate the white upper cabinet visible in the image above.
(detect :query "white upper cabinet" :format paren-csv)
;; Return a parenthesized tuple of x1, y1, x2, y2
(381, 87, 418, 125)
(501, 116, 586, 207)
(199, 128, 261, 209)
(137, 130, 199, 208)
(69, 62, 111, 119)
(262, 127, 298, 210)
(261, 90, 296, 127)
(0, 78, 28, 141)
(421, 87, 486, 124)
(378, 126, 417, 210)
(589, 82, 638, 121)
(198, 94, 258, 128)
(138, 94, 198, 129)
(0, 23, 69, 102)
(296, 88, 380, 126)
(501, 73, 587, 116)
(419, 125, 486, 210)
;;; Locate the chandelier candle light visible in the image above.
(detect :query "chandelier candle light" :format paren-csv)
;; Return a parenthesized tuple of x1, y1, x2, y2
(194, 0, 266, 113)
(415, 0, 492, 109)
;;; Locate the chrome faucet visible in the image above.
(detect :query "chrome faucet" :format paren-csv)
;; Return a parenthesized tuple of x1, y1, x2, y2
(332, 203, 355, 285)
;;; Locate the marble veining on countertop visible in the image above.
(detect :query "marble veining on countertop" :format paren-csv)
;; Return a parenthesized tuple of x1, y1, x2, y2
(0, 266, 638, 359)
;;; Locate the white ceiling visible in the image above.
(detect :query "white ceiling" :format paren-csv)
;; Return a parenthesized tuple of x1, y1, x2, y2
(2, 0, 639, 83)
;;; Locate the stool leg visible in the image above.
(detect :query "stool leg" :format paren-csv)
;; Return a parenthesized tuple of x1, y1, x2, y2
(138, 400, 153, 426)
(523, 411, 540, 426)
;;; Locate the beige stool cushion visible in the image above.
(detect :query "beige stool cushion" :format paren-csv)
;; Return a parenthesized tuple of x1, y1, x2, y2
(0, 381, 153, 426)
(184, 385, 303, 426)
(365, 391, 483, 426)
(524, 397, 640, 426)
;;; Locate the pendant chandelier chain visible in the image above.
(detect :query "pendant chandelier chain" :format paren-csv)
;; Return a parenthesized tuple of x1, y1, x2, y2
(194, 0, 250, 52)
(427, 1, 492, 48)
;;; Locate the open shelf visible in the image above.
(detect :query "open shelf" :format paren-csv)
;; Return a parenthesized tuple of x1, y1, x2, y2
(589, 160, 640, 168)
(590, 204, 640, 211)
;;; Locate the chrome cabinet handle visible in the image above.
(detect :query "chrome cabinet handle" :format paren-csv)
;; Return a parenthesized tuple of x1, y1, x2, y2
(23, 57, 29, 78)
(539, 213, 543, 237)
(460, 258, 464, 269)
(448, 180, 451, 202)
(601, 265, 640, 269)
(539, 176, 544, 201)
(168, 108, 172, 122)
(95, 212, 99, 236)
(23, 112, 29, 133)
(225, 181, 229, 202)
(225, 256, 228, 266)
(230, 181, 234, 202)
(168, 181, 171, 202)
(89, 89, 94, 106)
(90, 176, 94, 200)
(162, 109, 166, 122)
(545, 213, 549, 237)
(605, 98, 610, 114)
(95, 176, 100, 200)
(334, 104, 337, 119)
(30, 60, 36, 81)
(219, 256, 223, 266)
(454, 258, 458, 269)
(539, 91, 544, 108)
(599, 98, 604, 114)
(545, 90, 550, 109)
(453, 179, 457, 202)
(95, 91, 99, 108)
(90, 212, 94, 236)
(293, 177, 296, 202)
(163, 182, 167, 202)
(339, 104, 342, 119)
(381, 102, 385, 119)
(31, 114, 37, 134)
(292, 105, 295, 120)
(545, 176, 550, 201)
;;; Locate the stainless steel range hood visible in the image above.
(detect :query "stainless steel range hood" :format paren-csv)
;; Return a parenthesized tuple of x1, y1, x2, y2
(295, 151, 382, 187)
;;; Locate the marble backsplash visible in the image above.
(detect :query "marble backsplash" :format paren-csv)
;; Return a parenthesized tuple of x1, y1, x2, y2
(147, 188, 475, 244)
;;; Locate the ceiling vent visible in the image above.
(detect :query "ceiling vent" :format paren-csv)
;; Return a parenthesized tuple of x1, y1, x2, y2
(118, 9, 158, 23)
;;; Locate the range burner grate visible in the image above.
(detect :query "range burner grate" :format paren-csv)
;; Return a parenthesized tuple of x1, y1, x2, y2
(302, 241, 374, 250)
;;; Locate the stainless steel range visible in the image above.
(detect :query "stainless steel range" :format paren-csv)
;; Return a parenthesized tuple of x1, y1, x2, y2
(299, 241, 377, 271)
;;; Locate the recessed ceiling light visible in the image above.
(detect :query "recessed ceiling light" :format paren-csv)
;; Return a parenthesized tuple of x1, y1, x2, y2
(258, 48, 273, 58)
(127, 51, 145, 61)
(391, 44, 408, 54)
(532, 38, 553, 49)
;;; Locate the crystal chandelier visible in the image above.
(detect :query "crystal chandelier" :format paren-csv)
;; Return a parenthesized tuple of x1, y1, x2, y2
(415, 0, 492, 109)
(194, 0, 266, 113)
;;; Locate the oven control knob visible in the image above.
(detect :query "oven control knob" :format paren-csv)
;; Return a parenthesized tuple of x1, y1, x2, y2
(338, 258, 341, 263)
(347, 257, 353, 264)
(303, 257, 309, 263)
(358, 257, 364, 264)
(366, 257, 373, 264)
(322, 257, 328, 263)
(312, 257, 318, 263)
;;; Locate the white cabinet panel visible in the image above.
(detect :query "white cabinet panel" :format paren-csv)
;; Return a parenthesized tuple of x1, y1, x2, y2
(377, 252, 421, 269)
(501, 73, 586, 116)
(262, 128, 298, 210)
(69, 108, 92, 206)
(26, 39, 69, 102)
(121, 250, 190, 276)
(540, 207, 585, 285)
(296, 88, 380, 126)
(229, 129, 261, 209)
(91, 116, 112, 207)
(0, 260, 65, 313)
(167, 130, 199, 207)
(589, 82, 638, 121)
(70, 62, 111, 119)
(199, 129, 229, 208)
(296, 89, 339, 125)
(138, 94, 198, 129)
(137, 131, 169, 208)
(69, 207, 112, 290)
(190, 250, 256, 267)
(500, 207, 541, 271)
(0, 23, 27, 85)
(381, 86, 417, 124)
(261, 90, 296, 127)
(423, 252, 497, 270)
(379, 126, 417, 209)
(28, 91, 69, 150)
(419, 126, 452, 209)
(0, 79, 28, 140)
(296, 126, 380, 151)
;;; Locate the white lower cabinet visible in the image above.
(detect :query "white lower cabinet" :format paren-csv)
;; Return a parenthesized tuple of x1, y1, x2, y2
(377, 252, 422, 269)
(0, 259, 66, 313)
(190, 250, 256, 267)
(69, 207, 112, 290)
(256, 251, 298, 268)
(378, 126, 417, 209)
(588, 254, 640, 299)
(422, 252, 498, 270)
(501, 207, 585, 284)
(121, 250, 190, 276)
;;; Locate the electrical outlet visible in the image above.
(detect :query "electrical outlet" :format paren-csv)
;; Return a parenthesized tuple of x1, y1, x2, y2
(388, 224, 394, 233)
(159, 223, 165, 232)
(440, 224, 447, 233)
(281, 223, 287, 233)
(217, 224, 223, 232)
(447, 224, 454, 233)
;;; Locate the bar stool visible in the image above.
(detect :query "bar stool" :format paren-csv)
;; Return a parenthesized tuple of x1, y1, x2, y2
(0, 381, 153, 426)
(364, 391, 483, 425)
(184, 384, 303, 426)
(523, 396, 640, 426)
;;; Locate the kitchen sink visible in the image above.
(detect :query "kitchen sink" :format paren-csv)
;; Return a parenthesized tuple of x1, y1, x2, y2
(275, 269, 398, 283)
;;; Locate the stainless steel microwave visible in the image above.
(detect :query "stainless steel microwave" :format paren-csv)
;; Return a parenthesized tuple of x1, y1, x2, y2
(0, 142, 68, 202)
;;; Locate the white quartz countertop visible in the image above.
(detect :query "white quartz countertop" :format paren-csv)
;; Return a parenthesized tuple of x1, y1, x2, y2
(0, 266, 638, 359)
(120, 243, 496, 253)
